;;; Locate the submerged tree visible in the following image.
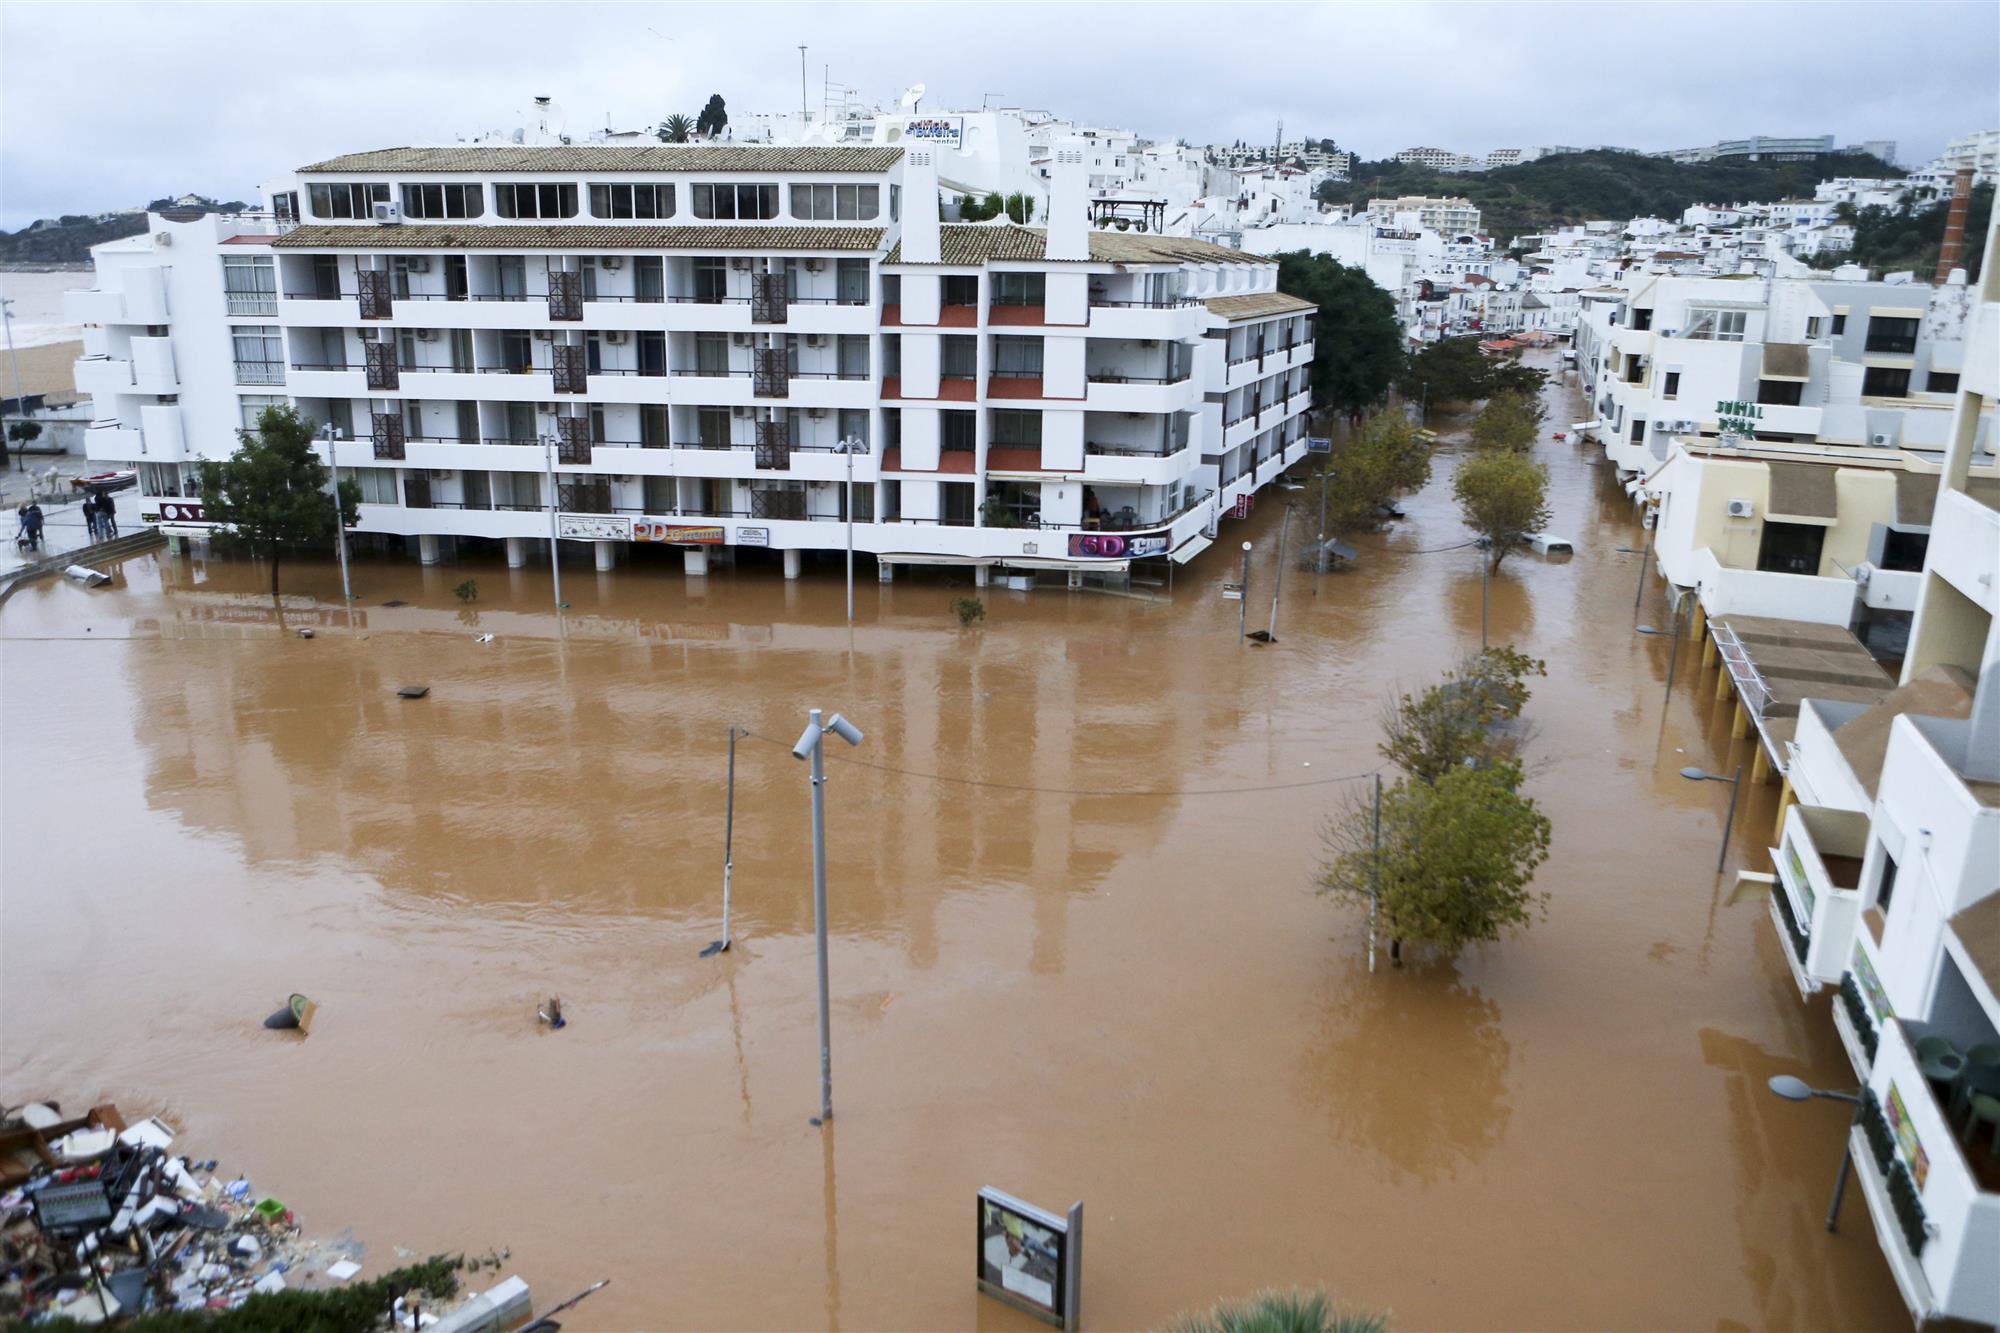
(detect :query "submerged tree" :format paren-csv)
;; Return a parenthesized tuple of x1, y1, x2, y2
(1470, 390, 1545, 454)
(1170, 1288, 1387, 1333)
(198, 405, 357, 596)
(1453, 450, 1550, 571)
(1378, 646, 1546, 785)
(1304, 413, 1432, 537)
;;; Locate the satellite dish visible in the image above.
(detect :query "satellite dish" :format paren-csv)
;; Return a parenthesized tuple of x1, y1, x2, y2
(901, 83, 926, 112)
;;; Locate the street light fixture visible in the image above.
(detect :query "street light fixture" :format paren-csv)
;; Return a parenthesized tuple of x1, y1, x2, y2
(838, 435, 867, 624)
(794, 706, 863, 1126)
(1766, 1074, 1863, 1233)
(320, 424, 352, 608)
(1681, 765, 1743, 874)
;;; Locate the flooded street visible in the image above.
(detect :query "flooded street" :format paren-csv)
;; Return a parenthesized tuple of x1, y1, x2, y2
(1, 359, 1907, 1330)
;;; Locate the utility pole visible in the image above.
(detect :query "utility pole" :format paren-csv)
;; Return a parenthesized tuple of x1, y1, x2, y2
(1313, 460, 1329, 596)
(799, 46, 809, 122)
(321, 423, 351, 608)
(542, 432, 564, 614)
(1367, 773, 1382, 974)
(1266, 504, 1290, 640)
(1237, 541, 1252, 639)
(793, 708, 864, 1125)
(1, 298, 26, 421)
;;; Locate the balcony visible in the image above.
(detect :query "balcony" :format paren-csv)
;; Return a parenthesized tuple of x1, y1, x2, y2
(65, 289, 128, 324)
(82, 421, 143, 461)
(1774, 803, 1870, 990)
(224, 292, 280, 318)
(1856, 1017, 2000, 1325)
(74, 356, 136, 399)
(233, 360, 286, 387)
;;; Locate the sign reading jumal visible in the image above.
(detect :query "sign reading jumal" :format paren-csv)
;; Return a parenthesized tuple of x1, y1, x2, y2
(903, 116, 965, 150)
(1715, 400, 1764, 437)
(976, 1188, 1082, 1331)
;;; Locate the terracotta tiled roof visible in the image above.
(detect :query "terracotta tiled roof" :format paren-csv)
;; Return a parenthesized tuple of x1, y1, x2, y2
(270, 224, 884, 252)
(884, 224, 1268, 266)
(1203, 293, 1318, 321)
(299, 145, 902, 174)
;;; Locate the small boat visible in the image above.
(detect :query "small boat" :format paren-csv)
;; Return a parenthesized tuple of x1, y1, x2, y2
(71, 470, 138, 492)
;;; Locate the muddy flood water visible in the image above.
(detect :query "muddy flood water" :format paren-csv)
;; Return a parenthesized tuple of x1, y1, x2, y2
(1, 361, 1908, 1330)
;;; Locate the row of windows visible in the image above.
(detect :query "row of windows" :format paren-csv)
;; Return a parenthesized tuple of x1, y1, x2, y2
(302, 179, 887, 223)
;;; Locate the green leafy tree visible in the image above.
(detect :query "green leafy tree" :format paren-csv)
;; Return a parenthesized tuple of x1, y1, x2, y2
(1453, 450, 1551, 571)
(197, 405, 358, 596)
(1273, 251, 1404, 416)
(695, 94, 728, 139)
(1321, 760, 1551, 961)
(1003, 191, 1036, 224)
(1470, 390, 1545, 454)
(1171, 1287, 1386, 1333)
(1379, 646, 1546, 785)
(1400, 337, 1543, 407)
(656, 113, 694, 143)
(1305, 414, 1432, 537)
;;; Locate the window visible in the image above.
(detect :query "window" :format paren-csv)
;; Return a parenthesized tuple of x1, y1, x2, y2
(400, 183, 484, 219)
(941, 411, 976, 451)
(456, 400, 478, 441)
(1662, 371, 1681, 400)
(322, 398, 353, 440)
(1831, 313, 1847, 336)
(697, 407, 732, 447)
(1927, 371, 1960, 394)
(590, 183, 675, 219)
(881, 273, 902, 306)
(694, 332, 730, 375)
(692, 257, 729, 303)
(941, 483, 977, 526)
(308, 182, 388, 219)
(837, 407, 868, 447)
(1755, 520, 1827, 575)
(493, 182, 578, 219)
(941, 336, 978, 379)
(1863, 316, 1919, 355)
(942, 275, 979, 307)
(1876, 847, 1898, 914)
(992, 336, 1044, 378)
(991, 409, 1042, 447)
(353, 468, 399, 505)
(1805, 316, 1824, 340)
(1684, 308, 1746, 342)
(993, 272, 1046, 307)
(141, 461, 185, 497)
(222, 256, 278, 315)
(640, 404, 669, 448)
(1756, 379, 1804, 406)
(836, 257, 869, 305)
(1862, 366, 1911, 398)
(643, 475, 676, 511)
(633, 256, 665, 302)
(232, 325, 284, 384)
(788, 183, 880, 220)
(692, 183, 779, 220)
(836, 334, 869, 380)
(496, 256, 528, 298)
(1630, 307, 1653, 331)
(272, 191, 299, 224)
(238, 395, 284, 430)
(1880, 527, 1929, 572)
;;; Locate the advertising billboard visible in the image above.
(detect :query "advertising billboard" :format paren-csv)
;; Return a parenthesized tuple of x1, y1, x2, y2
(556, 515, 633, 541)
(976, 1188, 1082, 1331)
(1066, 530, 1170, 560)
(904, 116, 965, 150)
(633, 520, 724, 545)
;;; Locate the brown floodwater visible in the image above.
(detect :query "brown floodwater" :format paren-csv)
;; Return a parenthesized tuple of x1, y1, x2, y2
(1, 359, 1908, 1331)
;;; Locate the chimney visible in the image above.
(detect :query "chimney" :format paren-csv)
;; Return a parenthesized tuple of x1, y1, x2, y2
(1047, 136, 1088, 261)
(901, 146, 940, 264)
(1934, 166, 1974, 284)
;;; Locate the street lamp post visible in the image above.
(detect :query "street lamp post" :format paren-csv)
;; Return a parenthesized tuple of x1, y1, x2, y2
(320, 424, 352, 607)
(1237, 540, 1252, 640)
(1767, 1074, 1864, 1232)
(1637, 593, 1688, 712)
(793, 707, 864, 1125)
(1681, 764, 1744, 874)
(1, 297, 26, 423)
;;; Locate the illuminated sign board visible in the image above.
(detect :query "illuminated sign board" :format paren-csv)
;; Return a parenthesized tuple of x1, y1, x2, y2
(1066, 531, 1170, 559)
(977, 1188, 1082, 1330)
(634, 521, 724, 545)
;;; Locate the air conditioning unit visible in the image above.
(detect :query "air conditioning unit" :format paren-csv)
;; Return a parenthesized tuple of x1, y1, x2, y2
(804, 259, 824, 272)
(404, 257, 432, 273)
(601, 256, 624, 269)
(807, 407, 827, 419)
(538, 403, 557, 413)
(730, 257, 752, 271)
(731, 332, 751, 347)
(805, 334, 826, 348)
(533, 329, 554, 340)
(415, 328, 437, 341)
(1726, 498, 1756, 518)
(153, 232, 173, 247)
(604, 330, 628, 344)
(1870, 432, 1895, 447)
(373, 201, 403, 225)
(732, 406, 752, 418)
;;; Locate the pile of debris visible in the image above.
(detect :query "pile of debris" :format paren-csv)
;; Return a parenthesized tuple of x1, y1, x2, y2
(1, 1099, 366, 1323)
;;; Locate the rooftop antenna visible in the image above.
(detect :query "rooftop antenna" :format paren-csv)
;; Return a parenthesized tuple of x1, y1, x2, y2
(535, 96, 551, 140)
(799, 45, 809, 122)
(901, 83, 925, 115)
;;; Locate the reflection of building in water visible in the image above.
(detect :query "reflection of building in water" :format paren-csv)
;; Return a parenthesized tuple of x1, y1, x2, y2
(124, 565, 1262, 971)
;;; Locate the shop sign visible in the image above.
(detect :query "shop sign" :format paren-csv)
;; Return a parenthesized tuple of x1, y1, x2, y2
(1306, 437, 1333, 454)
(151, 501, 208, 524)
(1715, 399, 1764, 436)
(557, 514, 633, 541)
(735, 526, 771, 548)
(976, 1187, 1082, 1331)
(1067, 531, 1169, 559)
(905, 116, 965, 150)
(634, 520, 724, 545)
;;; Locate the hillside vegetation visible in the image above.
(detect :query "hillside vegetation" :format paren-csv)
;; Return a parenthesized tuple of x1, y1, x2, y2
(1317, 150, 1903, 243)
(1, 196, 247, 265)
(1811, 184, 1994, 280)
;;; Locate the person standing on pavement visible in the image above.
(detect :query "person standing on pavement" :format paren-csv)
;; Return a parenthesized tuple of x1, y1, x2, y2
(97, 489, 117, 539)
(80, 491, 100, 541)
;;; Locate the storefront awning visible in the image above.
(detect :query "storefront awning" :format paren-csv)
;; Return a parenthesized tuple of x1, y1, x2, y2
(1169, 533, 1214, 565)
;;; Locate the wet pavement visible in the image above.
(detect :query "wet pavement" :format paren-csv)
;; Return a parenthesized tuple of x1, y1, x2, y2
(0, 355, 1907, 1330)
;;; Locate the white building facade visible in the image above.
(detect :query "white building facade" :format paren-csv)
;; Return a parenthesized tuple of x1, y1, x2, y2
(66, 142, 1317, 582)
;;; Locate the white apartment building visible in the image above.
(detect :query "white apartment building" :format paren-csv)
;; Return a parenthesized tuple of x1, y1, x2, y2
(1752, 216, 2000, 1327)
(1366, 195, 1482, 236)
(1392, 146, 1474, 170)
(65, 142, 1317, 583)
(1935, 129, 2000, 187)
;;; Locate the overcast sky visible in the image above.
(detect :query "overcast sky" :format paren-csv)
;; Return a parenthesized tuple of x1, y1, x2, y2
(3, 0, 1994, 231)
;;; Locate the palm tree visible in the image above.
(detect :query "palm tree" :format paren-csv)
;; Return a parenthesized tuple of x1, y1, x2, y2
(1169, 1288, 1386, 1333)
(657, 114, 694, 144)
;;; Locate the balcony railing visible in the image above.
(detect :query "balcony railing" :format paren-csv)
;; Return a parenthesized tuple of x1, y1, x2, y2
(224, 293, 279, 317)
(233, 361, 286, 386)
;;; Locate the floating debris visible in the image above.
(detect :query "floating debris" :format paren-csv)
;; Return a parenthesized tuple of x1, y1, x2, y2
(397, 685, 430, 700)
